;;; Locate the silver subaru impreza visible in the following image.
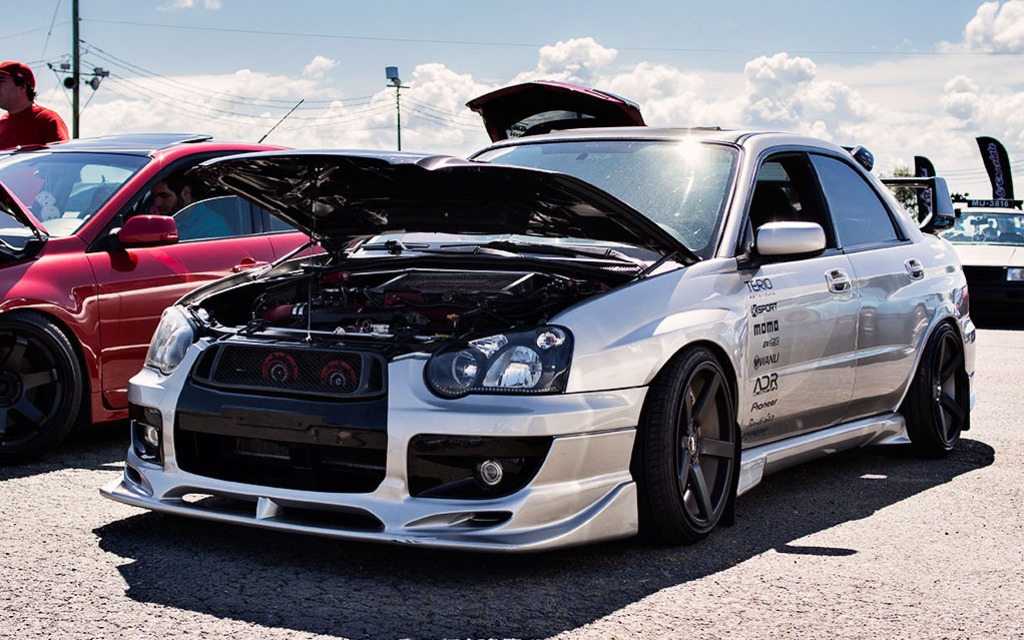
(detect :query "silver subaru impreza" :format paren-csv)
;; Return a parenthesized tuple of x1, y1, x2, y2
(103, 82, 974, 552)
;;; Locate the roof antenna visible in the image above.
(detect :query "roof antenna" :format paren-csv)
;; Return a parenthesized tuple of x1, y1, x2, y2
(259, 99, 304, 144)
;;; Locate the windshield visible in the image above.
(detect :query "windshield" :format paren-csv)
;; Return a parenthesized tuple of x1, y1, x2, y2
(0, 151, 148, 238)
(475, 139, 738, 259)
(939, 210, 1024, 246)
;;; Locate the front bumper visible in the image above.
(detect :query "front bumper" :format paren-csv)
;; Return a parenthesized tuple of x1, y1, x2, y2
(963, 267, 1024, 311)
(101, 353, 646, 552)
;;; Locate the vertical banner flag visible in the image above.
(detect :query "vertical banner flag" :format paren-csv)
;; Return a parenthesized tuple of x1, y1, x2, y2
(976, 136, 1014, 200)
(914, 155, 936, 216)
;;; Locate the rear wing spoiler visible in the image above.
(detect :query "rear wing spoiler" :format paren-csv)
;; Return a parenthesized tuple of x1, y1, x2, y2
(880, 176, 955, 234)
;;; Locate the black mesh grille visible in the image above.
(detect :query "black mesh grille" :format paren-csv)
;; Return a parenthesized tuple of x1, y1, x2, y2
(175, 422, 388, 493)
(194, 343, 384, 398)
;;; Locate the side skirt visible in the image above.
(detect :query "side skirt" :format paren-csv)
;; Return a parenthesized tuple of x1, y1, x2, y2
(737, 413, 908, 497)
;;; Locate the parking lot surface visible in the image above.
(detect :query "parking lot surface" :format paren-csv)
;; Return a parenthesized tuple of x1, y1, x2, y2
(1, 326, 1022, 640)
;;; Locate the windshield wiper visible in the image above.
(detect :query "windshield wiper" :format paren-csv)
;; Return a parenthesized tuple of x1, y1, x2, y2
(473, 239, 646, 266)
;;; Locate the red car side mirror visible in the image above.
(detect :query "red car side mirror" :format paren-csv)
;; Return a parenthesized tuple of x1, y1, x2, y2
(118, 215, 180, 247)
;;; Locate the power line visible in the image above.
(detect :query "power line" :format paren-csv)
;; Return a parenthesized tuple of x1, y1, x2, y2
(40, 0, 62, 59)
(91, 67, 397, 128)
(83, 40, 376, 108)
(79, 18, 1024, 57)
(403, 96, 482, 123)
(67, 40, 486, 130)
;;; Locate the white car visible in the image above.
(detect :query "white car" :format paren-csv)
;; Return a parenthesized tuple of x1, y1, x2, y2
(936, 199, 1024, 317)
(102, 83, 975, 552)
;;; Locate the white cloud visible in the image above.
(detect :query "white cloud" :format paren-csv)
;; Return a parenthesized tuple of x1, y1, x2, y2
(964, 0, 1024, 52)
(722, 53, 874, 138)
(745, 53, 817, 94)
(303, 56, 337, 79)
(511, 37, 618, 85)
(160, 0, 222, 10)
(942, 75, 981, 121)
(599, 62, 721, 127)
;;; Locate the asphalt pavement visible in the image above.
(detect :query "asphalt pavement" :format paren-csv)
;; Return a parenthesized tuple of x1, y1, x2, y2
(1, 325, 1021, 640)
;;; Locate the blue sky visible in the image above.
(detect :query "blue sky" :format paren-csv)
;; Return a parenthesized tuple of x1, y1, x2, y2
(4, 0, 1023, 197)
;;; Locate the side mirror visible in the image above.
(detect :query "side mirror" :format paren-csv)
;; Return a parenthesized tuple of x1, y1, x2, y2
(756, 222, 826, 256)
(117, 215, 179, 247)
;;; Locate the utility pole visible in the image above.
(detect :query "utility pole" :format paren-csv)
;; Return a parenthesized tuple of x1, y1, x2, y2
(385, 66, 408, 151)
(55, 0, 107, 138)
(71, 0, 79, 138)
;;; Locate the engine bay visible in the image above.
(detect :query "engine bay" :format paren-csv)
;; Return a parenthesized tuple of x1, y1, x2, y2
(202, 263, 624, 349)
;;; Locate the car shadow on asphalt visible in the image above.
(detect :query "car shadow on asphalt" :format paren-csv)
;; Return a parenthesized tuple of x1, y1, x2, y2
(92, 437, 994, 640)
(0, 421, 130, 481)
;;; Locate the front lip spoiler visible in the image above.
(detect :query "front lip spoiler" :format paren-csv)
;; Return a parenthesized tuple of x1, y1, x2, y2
(100, 466, 639, 553)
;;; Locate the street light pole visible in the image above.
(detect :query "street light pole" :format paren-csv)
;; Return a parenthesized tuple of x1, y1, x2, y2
(385, 66, 408, 151)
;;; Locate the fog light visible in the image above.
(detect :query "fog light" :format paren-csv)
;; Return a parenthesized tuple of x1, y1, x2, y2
(1007, 268, 1024, 281)
(476, 459, 504, 487)
(407, 435, 552, 499)
(129, 404, 164, 465)
(142, 424, 161, 448)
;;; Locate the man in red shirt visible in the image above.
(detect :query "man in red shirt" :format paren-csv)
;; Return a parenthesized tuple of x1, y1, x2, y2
(0, 60, 69, 150)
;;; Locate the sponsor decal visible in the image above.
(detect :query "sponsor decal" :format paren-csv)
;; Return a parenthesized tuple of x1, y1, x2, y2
(762, 336, 780, 349)
(747, 413, 775, 427)
(753, 352, 779, 370)
(746, 277, 774, 294)
(753, 319, 779, 336)
(750, 398, 778, 412)
(752, 372, 778, 396)
(751, 301, 778, 318)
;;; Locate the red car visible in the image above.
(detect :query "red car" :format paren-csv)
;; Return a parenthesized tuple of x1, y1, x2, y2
(0, 133, 311, 462)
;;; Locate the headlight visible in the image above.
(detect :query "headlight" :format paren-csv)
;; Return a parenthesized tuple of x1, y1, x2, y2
(144, 306, 197, 374)
(1007, 268, 1024, 281)
(425, 326, 572, 398)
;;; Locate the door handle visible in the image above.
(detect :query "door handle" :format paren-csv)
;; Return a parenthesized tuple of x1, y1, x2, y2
(232, 257, 269, 272)
(826, 269, 851, 293)
(905, 259, 925, 280)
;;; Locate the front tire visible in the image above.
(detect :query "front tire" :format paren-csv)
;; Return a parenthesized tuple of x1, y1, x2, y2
(633, 346, 738, 544)
(0, 313, 84, 463)
(901, 323, 968, 457)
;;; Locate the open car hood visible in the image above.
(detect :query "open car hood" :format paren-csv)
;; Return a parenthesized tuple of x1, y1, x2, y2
(466, 81, 646, 142)
(190, 151, 693, 260)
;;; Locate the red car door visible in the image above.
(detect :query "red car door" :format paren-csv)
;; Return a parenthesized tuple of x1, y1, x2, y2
(86, 232, 278, 410)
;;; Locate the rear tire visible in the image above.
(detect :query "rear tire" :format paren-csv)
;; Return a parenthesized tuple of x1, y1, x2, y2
(633, 346, 737, 544)
(901, 323, 968, 457)
(0, 313, 84, 464)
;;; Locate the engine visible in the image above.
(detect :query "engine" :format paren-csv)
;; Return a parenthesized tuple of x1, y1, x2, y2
(244, 267, 609, 343)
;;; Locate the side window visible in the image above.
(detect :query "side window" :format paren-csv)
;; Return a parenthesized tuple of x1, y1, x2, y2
(748, 153, 835, 248)
(173, 195, 252, 241)
(810, 154, 900, 249)
(265, 207, 298, 233)
(137, 165, 254, 242)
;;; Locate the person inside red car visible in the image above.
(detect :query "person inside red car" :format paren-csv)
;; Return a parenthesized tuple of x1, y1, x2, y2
(150, 174, 234, 240)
